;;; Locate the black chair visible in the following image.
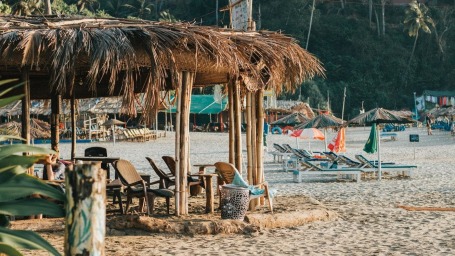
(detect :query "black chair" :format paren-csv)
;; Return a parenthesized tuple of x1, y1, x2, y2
(84, 147, 110, 178)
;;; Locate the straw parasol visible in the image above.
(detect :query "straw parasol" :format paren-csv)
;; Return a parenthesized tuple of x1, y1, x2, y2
(348, 107, 414, 180)
(0, 118, 51, 139)
(101, 119, 126, 145)
(270, 113, 311, 126)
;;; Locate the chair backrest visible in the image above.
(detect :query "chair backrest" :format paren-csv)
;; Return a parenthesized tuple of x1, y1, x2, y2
(282, 144, 293, 153)
(324, 152, 338, 161)
(113, 159, 143, 186)
(355, 155, 375, 167)
(214, 162, 238, 184)
(161, 156, 176, 176)
(85, 147, 107, 157)
(146, 157, 172, 180)
(273, 143, 288, 153)
(290, 148, 305, 159)
(339, 155, 361, 166)
(302, 161, 322, 171)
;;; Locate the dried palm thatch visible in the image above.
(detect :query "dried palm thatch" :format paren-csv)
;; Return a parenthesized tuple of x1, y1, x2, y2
(270, 112, 310, 126)
(0, 16, 324, 118)
(290, 102, 315, 119)
(348, 108, 414, 125)
(295, 113, 345, 129)
(0, 118, 51, 139)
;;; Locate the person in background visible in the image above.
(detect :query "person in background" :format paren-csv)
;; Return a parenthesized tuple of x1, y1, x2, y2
(426, 113, 433, 135)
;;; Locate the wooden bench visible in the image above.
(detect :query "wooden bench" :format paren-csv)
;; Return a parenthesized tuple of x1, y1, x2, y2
(380, 132, 398, 141)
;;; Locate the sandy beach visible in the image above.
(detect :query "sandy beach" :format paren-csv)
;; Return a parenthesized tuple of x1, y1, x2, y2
(19, 126, 455, 255)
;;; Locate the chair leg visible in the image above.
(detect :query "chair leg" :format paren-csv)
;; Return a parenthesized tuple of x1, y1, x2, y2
(125, 195, 131, 214)
(166, 197, 170, 214)
(146, 193, 156, 215)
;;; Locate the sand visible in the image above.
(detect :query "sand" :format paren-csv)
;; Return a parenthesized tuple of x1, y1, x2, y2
(17, 126, 455, 255)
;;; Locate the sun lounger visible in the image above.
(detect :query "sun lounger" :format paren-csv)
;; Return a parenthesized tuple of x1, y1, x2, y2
(269, 143, 294, 163)
(355, 155, 416, 177)
(293, 161, 373, 183)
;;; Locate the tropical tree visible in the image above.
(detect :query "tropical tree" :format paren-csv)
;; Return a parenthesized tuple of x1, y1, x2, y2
(11, 0, 43, 15)
(404, 0, 435, 72)
(0, 79, 65, 256)
(124, 0, 154, 20)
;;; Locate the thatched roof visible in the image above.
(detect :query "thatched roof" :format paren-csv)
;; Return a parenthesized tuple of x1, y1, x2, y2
(295, 114, 344, 129)
(348, 108, 414, 125)
(290, 102, 315, 119)
(0, 118, 51, 139)
(0, 98, 98, 116)
(0, 16, 324, 116)
(270, 112, 310, 126)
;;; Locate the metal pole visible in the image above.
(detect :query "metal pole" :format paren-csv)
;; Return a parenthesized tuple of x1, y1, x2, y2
(377, 124, 382, 181)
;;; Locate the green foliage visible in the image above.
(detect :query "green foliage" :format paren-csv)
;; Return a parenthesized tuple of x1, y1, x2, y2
(0, 2, 12, 14)
(0, 80, 64, 256)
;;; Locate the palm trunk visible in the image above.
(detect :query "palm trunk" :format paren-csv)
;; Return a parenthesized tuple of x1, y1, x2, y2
(381, 0, 385, 35)
(305, 0, 316, 50)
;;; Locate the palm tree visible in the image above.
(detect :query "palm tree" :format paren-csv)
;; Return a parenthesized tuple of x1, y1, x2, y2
(11, 0, 43, 15)
(123, 0, 154, 20)
(404, 0, 435, 72)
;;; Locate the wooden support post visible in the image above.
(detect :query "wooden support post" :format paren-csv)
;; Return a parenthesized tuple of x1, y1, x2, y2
(21, 69, 31, 146)
(255, 89, 265, 206)
(51, 94, 61, 153)
(176, 71, 194, 215)
(228, 83, 235, 164)
(246, 92, 253, 185)
(175, 84, 181, 216)
(71, 93, 76, 160)
(64, 162, 106, 256)
(251, 92, 257, 184)
(233, 80, 242, 173)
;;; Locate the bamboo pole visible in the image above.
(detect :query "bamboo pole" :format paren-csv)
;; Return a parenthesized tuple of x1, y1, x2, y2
(228, 82, 235, 164)
(176, 71, 194, 215)
(246, 92, 253, 185)
(51, 94, 61, 153)
(233, 80, 242, 172)
(255, 89, 265, 207)
(65, 162, 106, 256)
(251, 92, 257, 184)
(21, 69, 32, 176)
(174, 83, 181, 216)
(71, 93, 76, 160)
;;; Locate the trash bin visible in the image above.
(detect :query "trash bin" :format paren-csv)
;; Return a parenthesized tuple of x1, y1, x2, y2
(220, 184, 250, 220)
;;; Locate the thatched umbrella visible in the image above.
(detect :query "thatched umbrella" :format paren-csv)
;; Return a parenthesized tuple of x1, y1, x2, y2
(295, 114, 345, 150)
(270, 113, 310, 126)
(0, 118, 51, 139)
(348, 108, 414, 180)
(0, 16, 324, 216)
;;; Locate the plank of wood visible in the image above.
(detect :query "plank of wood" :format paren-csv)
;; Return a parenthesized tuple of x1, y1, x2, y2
(397, 205, 455, 212)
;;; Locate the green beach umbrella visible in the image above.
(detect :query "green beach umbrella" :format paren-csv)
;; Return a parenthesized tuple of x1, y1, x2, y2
(363, 124, 378, 154)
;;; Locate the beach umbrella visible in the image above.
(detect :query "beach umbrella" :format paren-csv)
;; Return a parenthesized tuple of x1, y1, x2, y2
(348, 107, 414, 180)
(327, 127, 346, 153)
(295, 114, 345, 150)
(290, 128, 325, 150)
(101, 119, 126, 145)
(363, 125, 378, 154)
(270, 113, 310, 126)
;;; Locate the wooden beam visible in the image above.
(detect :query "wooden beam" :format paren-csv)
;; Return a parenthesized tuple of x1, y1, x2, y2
(21, 69, 30, 145)
(50, 94, 61, 153)
(228, 82, 235, 164)
(71, 93, 76, 160)
(233, 80, 242, 173)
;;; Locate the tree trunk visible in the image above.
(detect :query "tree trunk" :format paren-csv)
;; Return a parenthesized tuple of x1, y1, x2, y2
(305, 0, 316, 50)
(44, 0, 52, 15)
(65, 162, 106, 256)
(381, 0, 385, 35)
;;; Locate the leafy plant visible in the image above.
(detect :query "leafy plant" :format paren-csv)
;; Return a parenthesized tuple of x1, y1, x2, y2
(0, 79, 65, 256)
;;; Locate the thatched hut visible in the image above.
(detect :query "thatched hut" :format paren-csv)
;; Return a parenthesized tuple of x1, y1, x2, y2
(0, 16, 324, 215)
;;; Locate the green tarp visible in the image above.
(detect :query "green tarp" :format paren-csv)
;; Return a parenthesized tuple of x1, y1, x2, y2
(166, 95, 227, 114)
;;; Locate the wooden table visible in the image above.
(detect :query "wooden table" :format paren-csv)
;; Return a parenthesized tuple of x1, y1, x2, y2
(73, 156, 120, 179)
(189, 173, 217, 214)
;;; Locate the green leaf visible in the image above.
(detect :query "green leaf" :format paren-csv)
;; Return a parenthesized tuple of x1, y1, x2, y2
(0, 155, 45, 172)
(0, 144, 54, 159)
(0, 166, 25, 182)
(0, 242, 23, 256)
(0, 174, 65, 202)
(0, 79, 19, 87)
(0, 135, 25, 142)
(0, 95, 24, 109)
(0, 227, 61, 256)
(0, 198, 64, 217)
(0, 81, 24, 97)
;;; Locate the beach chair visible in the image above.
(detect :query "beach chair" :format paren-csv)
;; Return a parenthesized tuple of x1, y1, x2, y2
(355, 155, 416, 177)
(161, 155, 204, 196)
(85, 147, 110, 178)
(145, 157, 175, 189)
(294, 161, 372, 183)
(214, 161, 273, 213)
(269, 143, 294, 163)
(113, 159, 174, 215)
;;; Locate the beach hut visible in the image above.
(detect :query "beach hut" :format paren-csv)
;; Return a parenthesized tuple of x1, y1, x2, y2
(0, 16, 324, 215)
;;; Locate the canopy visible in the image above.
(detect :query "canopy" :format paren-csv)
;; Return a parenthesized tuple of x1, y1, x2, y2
(271, 113, 310, 126)
(166, 95, 227, 114)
